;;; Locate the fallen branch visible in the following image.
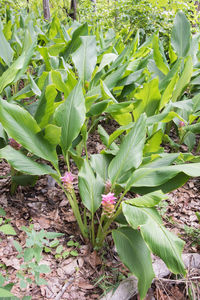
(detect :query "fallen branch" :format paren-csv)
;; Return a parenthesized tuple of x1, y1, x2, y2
(54, 277, 75, 300)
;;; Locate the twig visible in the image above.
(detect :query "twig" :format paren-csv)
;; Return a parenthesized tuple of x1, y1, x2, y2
(156, 276, 200, 283)
(54, 277, 75, 300)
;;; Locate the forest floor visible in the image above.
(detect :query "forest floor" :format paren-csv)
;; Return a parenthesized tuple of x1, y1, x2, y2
(0, 120, 200, 300)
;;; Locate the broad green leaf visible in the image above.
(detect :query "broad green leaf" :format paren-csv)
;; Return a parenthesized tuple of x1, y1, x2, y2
(86, 100, 111, 117)
(125, 190, 168, 207)
(0, 100, 58, 166)
(171, 11, 191, 57)
(90, 154, 111, 181)
(172, 56, 193, 102)
(44, 124, 61, 145)
(143, 130, 163, 154)
(0, 288, 14, 297)
(38, 46, 51, 71)
(51, 70, 77, 98)
(133, 78, 161, 121)
(98, 53, 118, 72)
(123, 203, 186, 275)
(78, 160, 104, 213)
(100, 80, 117, 102)
(61, 23, 88, 60)
(159, 69, 179, 110)
(131, 173, 190, 195)
(97, 125, 119, 154)
(72, 36, 97, 82)
(35, 84, 57, 129)
(0, 30, 36, 94)
(29, 74, 41, 96)
(153, 35, 169, 75)
(0, 224, 16, 235)
(112, 227, 155, 299)
(0, 22, 14, 65)
(147, 111, 185, 126)
(125, 162, 200, 189)
(54, 81, 86, 153)
(0, 146, 56, 175)
(159, 59, 181, 92)
(108, 114, 146, 184)
(87, 64, 127, 98)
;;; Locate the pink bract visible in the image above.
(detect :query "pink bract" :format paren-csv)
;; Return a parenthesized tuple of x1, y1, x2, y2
(61, 172, 74, 184)
(102, 192, 116, 204)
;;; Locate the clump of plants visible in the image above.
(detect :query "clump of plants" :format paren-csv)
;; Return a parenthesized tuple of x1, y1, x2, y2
(1, 8, 200, 299)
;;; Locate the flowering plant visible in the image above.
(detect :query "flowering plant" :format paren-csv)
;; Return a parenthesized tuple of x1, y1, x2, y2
(1, 88, 200, 299)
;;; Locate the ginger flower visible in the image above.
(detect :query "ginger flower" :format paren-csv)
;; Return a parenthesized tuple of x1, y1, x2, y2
(8, 138, 21, 150)
(179, 121, 185, 128)
(102, 192, 116, 217)
(61, 172, 74, 192)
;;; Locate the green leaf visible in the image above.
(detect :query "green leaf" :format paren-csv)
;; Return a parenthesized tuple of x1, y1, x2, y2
(171, 11, 191, 57)
(123, 203, 186, 275)
(108, 114, 146, 185)
(143, 130, 163, 154)
(0, 224, 16, 235)
(0, 30, 36, 94)
(78, 160, 105, 214)
(38, 264, 50, 273)
(70, 250, 78, 257)
(61, 23, 88, 60)
(35, 84, 57, 129)
(126, 162, 200, 189)
(98, 53, 118, 72)
(112, 227, 155, 299)
(90, 154, 111, 181)
(56, 245, 63, 254)
(54, 81, 86, 153)
(100, 80, 117, 102)
(13, 240, 22, 253)
(24, 248, 34, 262)
(87, 100, 111, 117)
(0, 208, 6, 217)
(0, 22, 14, 65)
(133, 78, 161, 121)
(51, 70, 77, 98)
(87, 64, 127, 98)
(0, 100, 58, 167)
(45, 232, 64, 239)
(172, 56, 193, 102)
(125, 190, 168, 207)
(72, 36, 97, 82)
(153, 35, 169, 75)
(0, 146, 56, 176)
(44, 124, 61, 146)
(0, 287, 14, 297)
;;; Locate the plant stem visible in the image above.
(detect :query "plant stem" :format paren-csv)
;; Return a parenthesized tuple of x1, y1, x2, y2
(66, 152, 70, 171)
(10, 166, 17, 195)
(57, 181, 88, 239)
(91, 213, 95, 246)
(96, 205, 122, 248)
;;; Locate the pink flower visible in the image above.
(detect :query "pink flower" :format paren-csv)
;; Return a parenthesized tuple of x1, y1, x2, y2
(61, 172, 74, 192)
(101, 192, 116, 217)
(179, 121, 185, 128)
(8, 138, 21, 150)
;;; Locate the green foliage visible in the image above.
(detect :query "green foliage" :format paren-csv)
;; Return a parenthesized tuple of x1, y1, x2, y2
(0, 7, 200, 299)
(13, 226, 63, 288)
